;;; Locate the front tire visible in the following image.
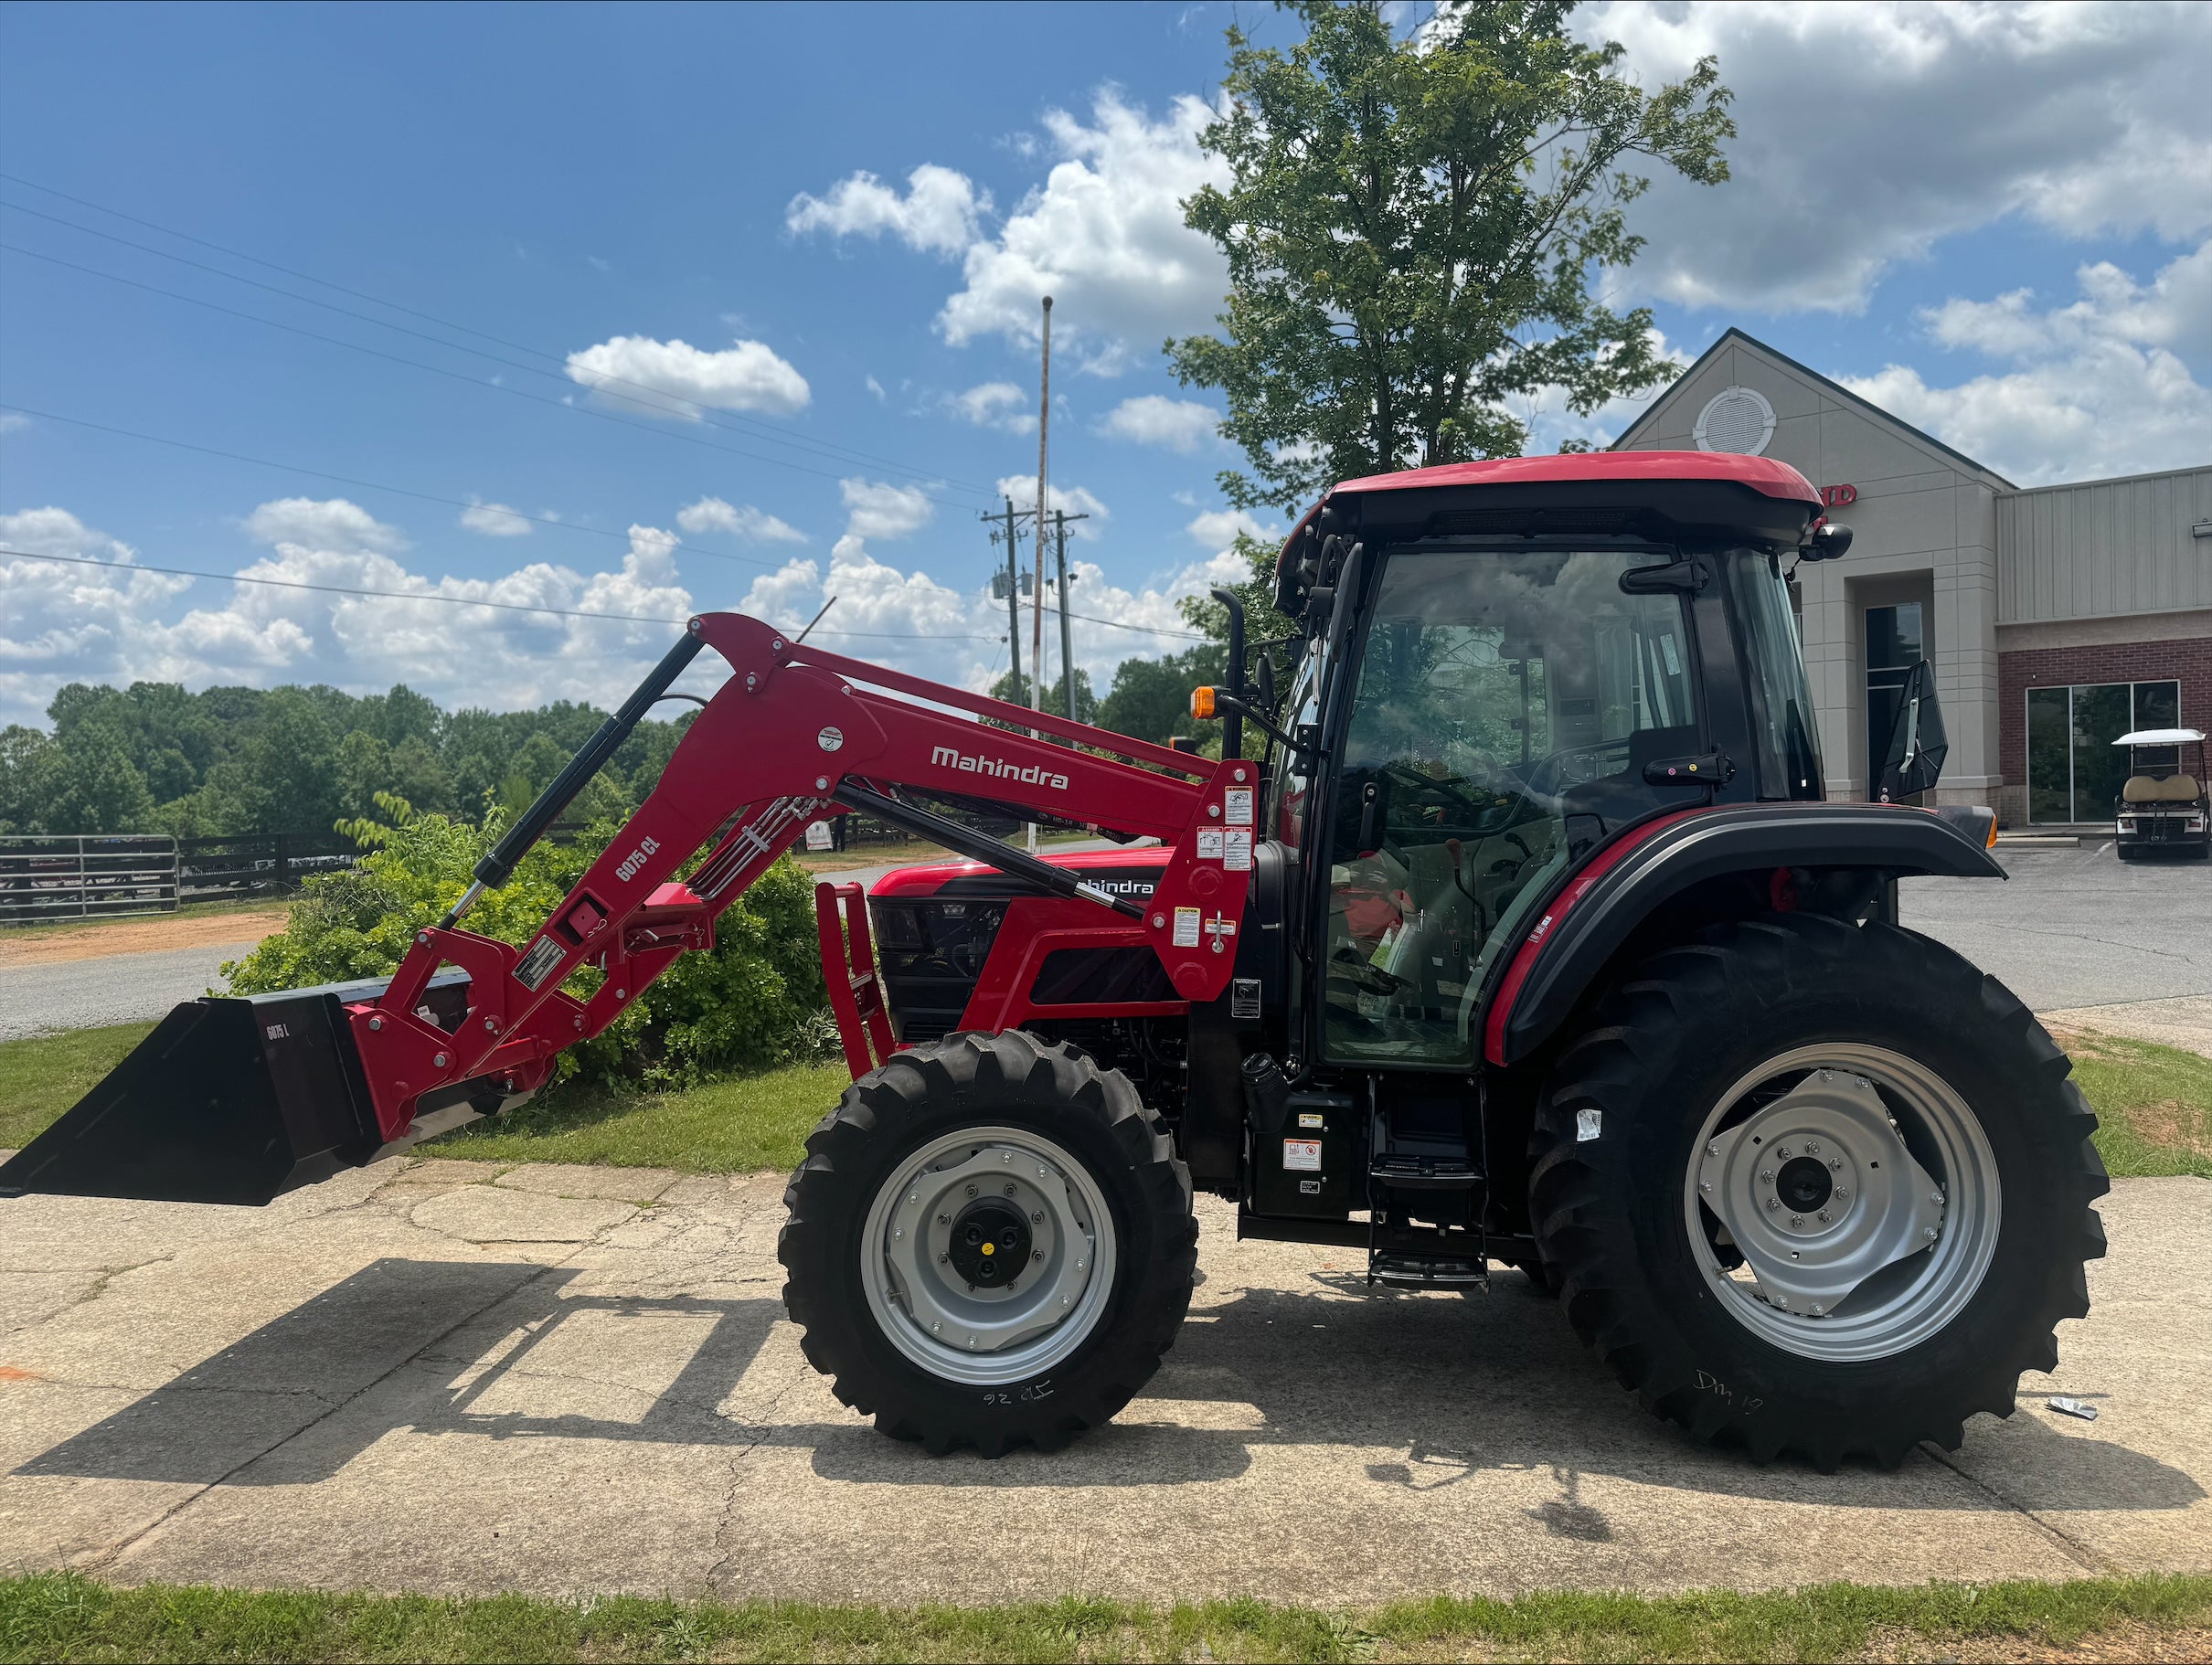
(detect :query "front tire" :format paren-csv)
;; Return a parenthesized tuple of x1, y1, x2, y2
(1528, 914, 2108, 1468)
(779, 1031, 1196, 1456)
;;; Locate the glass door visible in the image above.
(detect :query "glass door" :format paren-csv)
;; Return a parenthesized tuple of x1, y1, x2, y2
(2026, 680, 2183, 822)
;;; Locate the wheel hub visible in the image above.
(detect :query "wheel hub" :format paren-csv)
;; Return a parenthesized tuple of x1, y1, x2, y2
(948, 1196, 1035, 1289)
(859, 1127, 1117, 1386)
(1701, 1068, 1947, 1316)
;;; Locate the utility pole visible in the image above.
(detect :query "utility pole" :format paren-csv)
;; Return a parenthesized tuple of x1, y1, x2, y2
(1053, 508, 1089, 734)
(1028, 294, 1052, 853)
(981, 496, 1026, 693)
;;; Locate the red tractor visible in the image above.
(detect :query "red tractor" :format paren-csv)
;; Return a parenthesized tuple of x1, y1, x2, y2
(5, 453, 2106, 1469)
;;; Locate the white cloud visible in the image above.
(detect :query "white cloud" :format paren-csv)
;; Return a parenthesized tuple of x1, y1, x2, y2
(1837, 240, 2212, 483)
(994, 474, 1109, 538)
(1100, 394, 1220, 452)
(947, 381, 1037, 434)
(565, 334, 810, 419)
(735, 540, 1246, 698)
(675, 495, 807, 544)
(865, 375, 888, 402)
(243, 497, 409, 555)
(1578, 2, 2212, 313)
(460, 500, 532, 537)
(839, 478, 935, 542)
(0, 505, 710, 727)
(1186, 507, 1279, 550)
(786, 164, 989, 259)
(939, 92, 1230, 369)
(0, 414, 28, 436)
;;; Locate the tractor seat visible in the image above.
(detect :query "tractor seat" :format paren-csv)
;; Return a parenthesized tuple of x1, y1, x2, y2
(2124, 775, 2201, 803)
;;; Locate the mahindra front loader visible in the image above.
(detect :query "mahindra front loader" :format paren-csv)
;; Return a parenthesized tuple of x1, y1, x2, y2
(4, 452, 2107, 1468)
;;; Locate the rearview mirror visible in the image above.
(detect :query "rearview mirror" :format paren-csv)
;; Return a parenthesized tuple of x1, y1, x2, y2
(1873, 659, 1948, 802)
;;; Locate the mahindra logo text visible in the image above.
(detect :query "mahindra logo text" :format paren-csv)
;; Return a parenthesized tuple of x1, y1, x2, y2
(931, 745, 1069, 791)
(615, 835, 661, 882)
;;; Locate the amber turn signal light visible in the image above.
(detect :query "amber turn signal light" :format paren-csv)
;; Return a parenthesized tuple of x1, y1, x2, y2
(1189, 685, 1217, 720)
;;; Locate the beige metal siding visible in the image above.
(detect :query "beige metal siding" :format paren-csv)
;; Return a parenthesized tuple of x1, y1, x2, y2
(1997, 466, 2212, 624)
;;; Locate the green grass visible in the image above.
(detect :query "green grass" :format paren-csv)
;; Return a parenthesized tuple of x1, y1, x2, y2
(1, 1572, 2208, 1663)
(8, 1014, 2212, 1187)
(0, 1020, 157, 1150)
(2063, 1028, 2212, 1179)
(425, 1059, 850, 1172)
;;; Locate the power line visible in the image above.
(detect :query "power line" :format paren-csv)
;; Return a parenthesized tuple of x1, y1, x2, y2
(0, 192, 994, 495)
(0, 546, 998, 642)
(0, 241, 986, 510)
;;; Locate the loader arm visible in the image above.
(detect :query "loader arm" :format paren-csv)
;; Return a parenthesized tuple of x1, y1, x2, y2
(345, 611, 1258, 1144)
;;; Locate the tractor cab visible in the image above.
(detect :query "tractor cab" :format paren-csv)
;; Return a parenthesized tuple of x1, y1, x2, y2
(2112, 727, 2209, 861)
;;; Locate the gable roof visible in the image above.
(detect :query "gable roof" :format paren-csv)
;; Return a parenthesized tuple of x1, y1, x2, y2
(1611, 327, 2016, 491)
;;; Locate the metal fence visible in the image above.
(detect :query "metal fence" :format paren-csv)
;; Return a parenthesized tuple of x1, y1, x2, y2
(177, 832, 356, 900)
(0, 834, 179, 925)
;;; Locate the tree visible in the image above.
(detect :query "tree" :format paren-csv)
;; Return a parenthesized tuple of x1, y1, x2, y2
(989, 667, 1100, 726)
(1170, 1, 1733, 513)
(1094, 646, 1226, 748)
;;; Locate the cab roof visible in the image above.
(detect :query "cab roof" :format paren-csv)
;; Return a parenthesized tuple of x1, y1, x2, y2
(1277, 451, 1823, 599)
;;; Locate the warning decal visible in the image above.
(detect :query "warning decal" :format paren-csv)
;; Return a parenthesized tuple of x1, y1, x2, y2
(1172, 906, 1202, 948)
(1223, 788, 1254, 826)
(1196, 827, 1225, 861)
(1223, 829, 1253, 871)
(514, 934, 567, 992)
(1282, 1139, 1323, 1172)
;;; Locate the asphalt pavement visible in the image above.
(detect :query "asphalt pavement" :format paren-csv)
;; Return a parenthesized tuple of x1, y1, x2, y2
(1904, 842, 2212, 1012)
(0, 1161, 2202, 1601)
(0, 942, 252, 1042)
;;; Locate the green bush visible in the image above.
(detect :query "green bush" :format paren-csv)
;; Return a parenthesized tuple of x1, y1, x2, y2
(223, 793, 827, 1087)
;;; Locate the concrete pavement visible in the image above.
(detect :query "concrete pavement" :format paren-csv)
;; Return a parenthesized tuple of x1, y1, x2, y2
(1, 1161, 2204, 1602)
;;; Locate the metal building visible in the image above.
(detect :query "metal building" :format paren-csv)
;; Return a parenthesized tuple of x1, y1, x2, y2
(1614, 329, 2212, 824)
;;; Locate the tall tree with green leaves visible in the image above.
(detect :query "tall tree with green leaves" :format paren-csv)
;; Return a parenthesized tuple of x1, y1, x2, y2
(1170, 0, 1733, 515)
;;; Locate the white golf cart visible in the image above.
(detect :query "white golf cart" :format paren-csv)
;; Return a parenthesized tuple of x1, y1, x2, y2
(2112, 727, 2209, 861)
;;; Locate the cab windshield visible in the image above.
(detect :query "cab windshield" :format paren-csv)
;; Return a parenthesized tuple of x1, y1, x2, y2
(1322, 545, 1705, 1066)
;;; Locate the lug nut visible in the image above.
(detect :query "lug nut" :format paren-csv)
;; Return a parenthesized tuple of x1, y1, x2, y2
(1707, 1141, 1720, 1157)
(1032, 1249, 1043, 1262)
(1766, 1198, 1781, 1212)
(938, 1253, 949, 1264)
(1816, 1210, 1830, 1223)
(1760, 1169, 1775, 1183)
(1790, 1214, 1803, 1227)
(965, 1184, 977, 1197)
(1776, 1145, 1792, 1158)
(1699, 1181, 1712, 1193)
(1925, 1225, 1940, 1240)
(1835, 1186, 1849, 1200)
(1005, 1183, 1017, 1195)
(1030, 1211, 1044, 1224)
(1828, 1158, 1842, 1171)
(937, 1214, 949, 1225)
(1805, 1141, 1820, 1155)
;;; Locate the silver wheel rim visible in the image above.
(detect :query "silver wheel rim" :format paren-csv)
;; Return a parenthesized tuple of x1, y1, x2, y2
(859, 1124, 1118, 1386)
(1684, 1043, 2000, 1363)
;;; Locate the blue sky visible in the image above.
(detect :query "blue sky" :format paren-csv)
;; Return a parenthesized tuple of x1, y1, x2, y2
(3, 1, 2208, 726)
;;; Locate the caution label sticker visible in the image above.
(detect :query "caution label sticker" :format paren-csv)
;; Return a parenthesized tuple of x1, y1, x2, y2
(1172, 906, 1202, 948)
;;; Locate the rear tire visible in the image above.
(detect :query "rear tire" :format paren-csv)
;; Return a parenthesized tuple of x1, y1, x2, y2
(1527, 914, 2107, 1468)
(780, 1030, 1196, 1456)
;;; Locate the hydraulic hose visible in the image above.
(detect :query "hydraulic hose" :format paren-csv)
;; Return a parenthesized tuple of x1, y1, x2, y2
(443, 629, 706, 925)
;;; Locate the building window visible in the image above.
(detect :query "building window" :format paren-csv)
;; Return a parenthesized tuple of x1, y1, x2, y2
(2026, 680, 2181, 823)
(1865, 603, 1924, 784)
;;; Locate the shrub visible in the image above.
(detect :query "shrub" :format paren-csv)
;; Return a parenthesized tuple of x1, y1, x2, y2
(223, 794, 827, 1086)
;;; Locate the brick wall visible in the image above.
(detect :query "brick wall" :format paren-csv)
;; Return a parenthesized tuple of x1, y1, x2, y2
(1997, 635, 2212, 793)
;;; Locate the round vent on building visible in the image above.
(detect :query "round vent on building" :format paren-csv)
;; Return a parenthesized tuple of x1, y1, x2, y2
(1693, 386, 1777, 456)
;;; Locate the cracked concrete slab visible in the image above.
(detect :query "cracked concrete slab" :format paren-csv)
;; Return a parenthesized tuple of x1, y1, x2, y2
(491, 1163, 684, 1204)
(0, 1160, 2204, 1603)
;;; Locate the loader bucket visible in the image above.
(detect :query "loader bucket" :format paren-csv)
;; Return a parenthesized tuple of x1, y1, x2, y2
(0, 971, 476, 1207)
